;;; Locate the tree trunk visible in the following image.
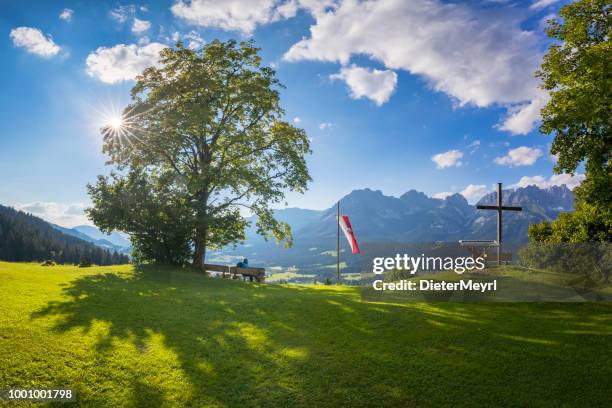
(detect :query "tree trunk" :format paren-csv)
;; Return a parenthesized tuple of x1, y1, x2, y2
(193, 235, 205, 268)
(192, 223, 208, 269)
(192, 185, 209, 269)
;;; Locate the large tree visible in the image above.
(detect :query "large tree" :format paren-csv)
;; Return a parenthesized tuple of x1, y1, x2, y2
(529, 0, 611, 242)
(87, 40, 311, 266)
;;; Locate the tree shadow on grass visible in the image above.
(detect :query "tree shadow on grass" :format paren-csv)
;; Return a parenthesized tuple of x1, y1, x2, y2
(31, 265, 612, 407)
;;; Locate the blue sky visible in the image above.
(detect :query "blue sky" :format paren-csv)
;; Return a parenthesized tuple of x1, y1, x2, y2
(0, 0, 584, 227)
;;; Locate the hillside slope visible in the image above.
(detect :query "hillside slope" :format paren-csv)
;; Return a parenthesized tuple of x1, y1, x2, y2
(0, 262, 610, 407)
(0, 205, 129, 265)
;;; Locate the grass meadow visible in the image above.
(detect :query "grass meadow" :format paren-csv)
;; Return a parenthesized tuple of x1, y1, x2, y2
(1, 261, 611, 407)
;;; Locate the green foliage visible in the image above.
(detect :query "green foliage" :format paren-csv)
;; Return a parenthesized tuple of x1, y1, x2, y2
(537, 0, 611, 203)
(519, 242, 612, 284)
(2, 262, 612, 406)
(528, 202, 612, 242)
(531, 0, 611, 242)
(87, 170, 194, 265)
(88, 40, 311, 266)
(383, 267, 414, 282)
(79, 258, 93, 268)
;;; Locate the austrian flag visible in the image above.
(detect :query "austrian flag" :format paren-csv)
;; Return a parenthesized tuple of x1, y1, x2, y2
(339, 215, 360, 254)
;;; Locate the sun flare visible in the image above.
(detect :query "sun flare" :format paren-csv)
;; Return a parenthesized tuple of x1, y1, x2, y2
(94, 101, 153, 148)
(108, 115, 124, 130)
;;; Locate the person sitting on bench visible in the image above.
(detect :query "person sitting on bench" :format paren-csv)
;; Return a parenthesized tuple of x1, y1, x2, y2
(236, 258, 249, 268)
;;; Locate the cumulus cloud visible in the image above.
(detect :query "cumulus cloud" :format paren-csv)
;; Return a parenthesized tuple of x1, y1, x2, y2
(86, 42, 167, 83)
(432, 150, 463, 169)
(59, 8, 74, 22)
(512, 173, 586, 190)
(10, 27, 60, 57)
(15, 202, 90, 227)
(496, 94, 549, 135)
(283, 0, 547, 134)
(494, 146, 543, 166)
(170, 0, 300, 34)
(319, 122, 333, 130)
(460, 184, 488, 201)
(132, 18, 151, 33)
(433, 192, 452, 199)
(330, 65, 397, 106)
(293, 117, 301, 123)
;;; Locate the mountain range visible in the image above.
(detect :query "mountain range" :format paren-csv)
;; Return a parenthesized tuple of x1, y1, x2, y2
(0, 204, 129, 265)
(51, 224, 131, 254)
(213, 184, 575, 277)
(3, 183, 574, 275)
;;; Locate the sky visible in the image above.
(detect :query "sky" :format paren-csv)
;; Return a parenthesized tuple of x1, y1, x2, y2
(0, 0, 585, 227)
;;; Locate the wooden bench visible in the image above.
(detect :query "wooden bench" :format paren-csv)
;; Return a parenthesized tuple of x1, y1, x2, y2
(203, 263, 266, 283)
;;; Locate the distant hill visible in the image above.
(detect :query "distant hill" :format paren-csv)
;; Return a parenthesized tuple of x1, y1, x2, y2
(244, 208, 324, 243)
(0, 204, 129, 265)
(211, 184, 576, 277)
(73, 225, 131, 247)
(52, 224, 131, 254)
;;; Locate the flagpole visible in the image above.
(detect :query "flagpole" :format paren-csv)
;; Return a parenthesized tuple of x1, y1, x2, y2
(336, 200, 340, 284)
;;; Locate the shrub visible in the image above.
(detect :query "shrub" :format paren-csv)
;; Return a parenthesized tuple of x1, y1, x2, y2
(79, 258, 93, 268)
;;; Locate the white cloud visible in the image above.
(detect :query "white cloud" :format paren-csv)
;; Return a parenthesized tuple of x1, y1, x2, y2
(184, 30, 205, 50)
(110, 5, 136, 23)
(512, 173, 586, 190)
(330, 65, 397, 106)
(168, 30, 205, 49)
(132, 18, 151, 33)
(431, 149, 463, 169)
(86, 42, 167, 84)
(319, 122, 333, 130)
(10, 27, 60, 57)
(433, 192, 452, 199)
(59, 8, 74, 22)
(530, 0, 560, 10)
(15, 202, 90, 227)
(170, 0, 300, 34)
(283, 0, 547, 134)
(494, 146, 543, 166)
(496, 93, 549, 135)
(293, 117, 301, 123)
(460, 184, 488, 201)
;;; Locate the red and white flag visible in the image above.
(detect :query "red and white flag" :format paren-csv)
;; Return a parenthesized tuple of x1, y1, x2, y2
(339, 215, 360, 254)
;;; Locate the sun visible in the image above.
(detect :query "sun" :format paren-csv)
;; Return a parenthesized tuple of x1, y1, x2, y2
(108, 115, 124, 131)
(94, 101, 150, 147)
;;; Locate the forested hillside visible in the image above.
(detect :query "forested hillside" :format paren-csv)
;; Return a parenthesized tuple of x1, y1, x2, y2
(0, 205, 129, 265)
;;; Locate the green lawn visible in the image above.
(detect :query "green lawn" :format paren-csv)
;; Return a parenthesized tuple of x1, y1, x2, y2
(1, 262, 611, 407)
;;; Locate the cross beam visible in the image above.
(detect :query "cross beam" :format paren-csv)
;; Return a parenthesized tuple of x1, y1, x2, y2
(476, 183, 522, 264)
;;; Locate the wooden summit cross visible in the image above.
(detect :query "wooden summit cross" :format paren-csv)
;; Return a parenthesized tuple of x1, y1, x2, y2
(476, 182, 522, 264)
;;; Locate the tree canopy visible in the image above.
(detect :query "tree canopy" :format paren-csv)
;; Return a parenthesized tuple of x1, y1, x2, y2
(87, 40, 311, 266)
(530, 0, 611, 243)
